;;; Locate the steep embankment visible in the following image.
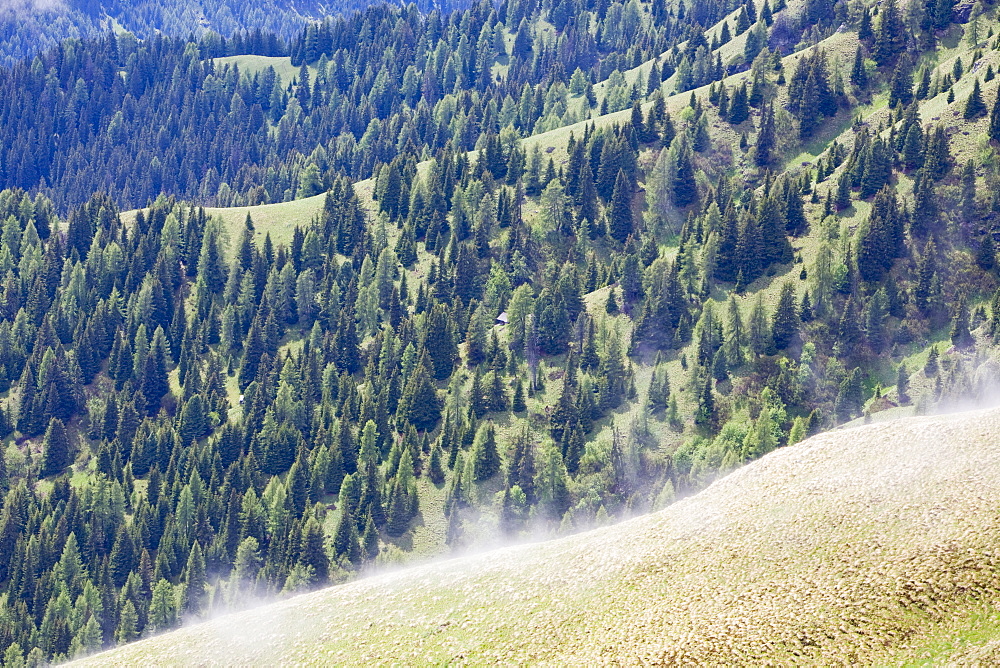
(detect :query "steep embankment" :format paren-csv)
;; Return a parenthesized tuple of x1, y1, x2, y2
(75, 407, 1000, 665)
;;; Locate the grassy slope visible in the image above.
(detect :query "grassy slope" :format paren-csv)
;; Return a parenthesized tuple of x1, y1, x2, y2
(210, 54, 307, 84)
(72, 405, 1000, 665)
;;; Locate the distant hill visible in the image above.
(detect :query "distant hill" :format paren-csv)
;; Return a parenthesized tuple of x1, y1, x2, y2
(0, 0, 469, 66)
(72, 407, 1000, 665)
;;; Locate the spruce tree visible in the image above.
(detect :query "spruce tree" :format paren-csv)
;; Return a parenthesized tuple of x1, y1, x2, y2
(964, 78, 987, 119)
(673, 140, 697, 207)
(695, 375, 716, 429)
(896, 362, 910, 404)
(950, 294, 974, 348)
(609, 170, 634, 242)
(990, 91, 1000, 143)
(755, 102, 776, 167)
(333, 505, 362, 566)
(472, 422, 500, 482)
(41, 417, 70, 477)
(728, 83, 750, 124)
(183, 541, 207, 615)
(770, 282, 799, 350)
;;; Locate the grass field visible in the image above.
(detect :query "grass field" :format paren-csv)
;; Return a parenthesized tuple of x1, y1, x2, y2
(210, 54, 306, 85)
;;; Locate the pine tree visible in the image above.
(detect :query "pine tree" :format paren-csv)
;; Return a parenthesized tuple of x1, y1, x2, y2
(673, 140, 697, 207)
(728, 83, 750, 124)
(333, 504, 362, 566)
(300, 519, 329, 583)
(400, 352, 442, 431)
(850, 46, 868, 90)
(511, 377, 526, 412)
(990, 91, 1000, 143)
(873, 0, 906, 65)
(41, 417, 70, 477)
(770, 282, 799, 350)
(964, 78, 987, 119)
(183, 541, 207, 615)
(472, 422, 500, 481)
(142, 329, 170, 415)
(755, 102, 777, 167)
(695, 375, 715, 428)
(896, 362, 910, 404)
(950, 294, 974, 348)
(609, 170, 634, 242)
(834, 368, 864, 421)
(924, 346, 940, 376)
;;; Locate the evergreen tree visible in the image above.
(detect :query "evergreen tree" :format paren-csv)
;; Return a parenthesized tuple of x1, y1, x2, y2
(990, 91, 1000, 143)
(950, 294, 974, 348)
(609, 170, 634, 242)
(896, 362, 910, 404)
(41, 418, 70, 477)
(728, 83, 750, 124)
(472, 422, 500, 481)
(673, 140, 697, 207)
(770, 282, 799, 350)
(183, 541, 207, 615)
(964, 78, 987, 120)
(755, 102, 777, 167)
(333, 505, 362, 566)
(873, 0, 906, 65)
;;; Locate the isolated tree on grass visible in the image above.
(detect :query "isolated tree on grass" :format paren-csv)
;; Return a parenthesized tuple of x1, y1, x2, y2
(964, 78, 987, 120)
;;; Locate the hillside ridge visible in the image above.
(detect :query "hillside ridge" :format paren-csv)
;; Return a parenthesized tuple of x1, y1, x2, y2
(73, 406, 1000, 665)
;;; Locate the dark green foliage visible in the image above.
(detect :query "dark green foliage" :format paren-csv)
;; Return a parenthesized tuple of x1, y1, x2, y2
(964, 79, 987, 120)
(951, 294, 974, 349)
(41, 418, 70, 477)
(472, 422, 500, 482)
(609, 170, 634, 242)
(771, 283, 799, 351)
(896, 363, 910, 404)
(728, 83, 750, 125)
(873, 0, 906, 65)
(835, 368, 864, 422)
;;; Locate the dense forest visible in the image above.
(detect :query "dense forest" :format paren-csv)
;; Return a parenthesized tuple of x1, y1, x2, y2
(4, 0, 1000, 663)
(0, 0, 469, 67)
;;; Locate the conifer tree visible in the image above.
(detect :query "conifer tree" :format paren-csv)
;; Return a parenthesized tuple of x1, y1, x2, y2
(990, 91, 1000, 143)
(850, 46, 868, 90)
(728, 83, 750, 124)
(41, 417, 70, 477)
(183, 541, 207, 615)
(951, 294, 974, 348)
(609, 170, 634, 242)
(770, 282, 799, 350)
(333, 505, 362, 566)
(472, 422, 500, 481)
(873, 0, 906, 65)
(964, 78, 987, 119)
(673, 140, 697, 207)
(896, 362, 910, 404)
(695, 375, 716, 429)
(755, 102, 776, 167)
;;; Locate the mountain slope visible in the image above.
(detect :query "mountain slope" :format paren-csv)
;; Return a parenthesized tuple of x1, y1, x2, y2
(74, 407, 1000, 665)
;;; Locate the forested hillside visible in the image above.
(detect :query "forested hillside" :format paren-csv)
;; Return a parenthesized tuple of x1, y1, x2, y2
(4, 0, 1000, 663)
(0, 0, 469, 67)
